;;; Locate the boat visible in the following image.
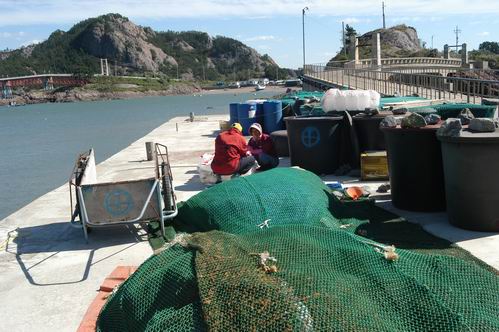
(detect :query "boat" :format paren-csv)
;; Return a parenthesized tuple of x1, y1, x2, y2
(255, 84, 265, 91)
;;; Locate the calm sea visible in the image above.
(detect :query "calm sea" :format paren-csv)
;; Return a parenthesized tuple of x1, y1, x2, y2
(0, 90, 277, 221)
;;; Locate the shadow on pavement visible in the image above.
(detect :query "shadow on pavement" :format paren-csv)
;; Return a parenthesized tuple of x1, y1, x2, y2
(4, 221, 147, 286)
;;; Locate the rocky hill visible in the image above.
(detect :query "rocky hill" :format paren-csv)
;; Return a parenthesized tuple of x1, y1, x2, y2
(0, 14, 289, 80)
(328, 25, 436, 64)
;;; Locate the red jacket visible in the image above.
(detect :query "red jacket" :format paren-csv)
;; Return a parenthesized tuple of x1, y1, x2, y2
(248, 133, 277, 157)
(211, 128, 248, 175)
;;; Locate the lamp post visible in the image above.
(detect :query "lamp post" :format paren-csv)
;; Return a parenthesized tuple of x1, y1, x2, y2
(302, 6, 309, 74)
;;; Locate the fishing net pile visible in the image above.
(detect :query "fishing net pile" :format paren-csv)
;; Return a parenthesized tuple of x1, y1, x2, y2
(97, 168, 499, 332)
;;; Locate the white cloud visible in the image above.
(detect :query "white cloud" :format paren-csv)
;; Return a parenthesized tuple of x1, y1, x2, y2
(21, 39, 43, 47)
(245, 35, 276, 42)
(339, 17, 372, 24)
(477, 31, 490, 37)
(0, 31, 25, 38)
(1, 1, 499, 26)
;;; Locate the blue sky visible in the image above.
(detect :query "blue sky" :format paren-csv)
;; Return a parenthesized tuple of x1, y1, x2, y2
(0, 0, 498, 69)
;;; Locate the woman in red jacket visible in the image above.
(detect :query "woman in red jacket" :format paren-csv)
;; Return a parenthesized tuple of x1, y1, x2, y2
(247, 123, 279, 171)
(211, 123, 256, 176)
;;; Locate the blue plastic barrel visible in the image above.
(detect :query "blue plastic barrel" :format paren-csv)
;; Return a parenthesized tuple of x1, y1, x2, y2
(256, 102, 265, 128)
(263, 100, 283, 134)
(229, 103, 239, 125)
(237, 103, 257, 135)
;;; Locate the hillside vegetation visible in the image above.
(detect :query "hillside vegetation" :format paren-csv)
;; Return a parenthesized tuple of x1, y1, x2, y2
(0, 14, 294, 80)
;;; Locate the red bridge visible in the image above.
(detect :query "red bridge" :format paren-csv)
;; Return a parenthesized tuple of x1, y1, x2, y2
(1, 74, 88, 98)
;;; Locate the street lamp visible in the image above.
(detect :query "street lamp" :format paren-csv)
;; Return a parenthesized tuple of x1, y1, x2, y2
(302, 7, 309, 74)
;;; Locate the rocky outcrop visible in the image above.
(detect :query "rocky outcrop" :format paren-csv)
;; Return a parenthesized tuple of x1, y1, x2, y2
(72, 15, 176, 72)
(362, 25, 422, 56)
(0, 14, 281, 78)
(328, 24, 430, 64)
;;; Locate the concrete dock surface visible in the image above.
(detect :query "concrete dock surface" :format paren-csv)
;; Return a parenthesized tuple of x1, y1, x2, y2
(0, 114, 497, 331)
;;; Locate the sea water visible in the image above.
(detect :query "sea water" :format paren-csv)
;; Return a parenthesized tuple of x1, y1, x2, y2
(0, 90, 277, 221)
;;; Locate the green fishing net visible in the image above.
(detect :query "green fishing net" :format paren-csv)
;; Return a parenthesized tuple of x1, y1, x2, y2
(97, 168, 499, 332)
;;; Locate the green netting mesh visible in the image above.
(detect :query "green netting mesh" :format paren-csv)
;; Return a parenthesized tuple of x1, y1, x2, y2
(97, 168, 499, 332)
(173, 168, 365, 235)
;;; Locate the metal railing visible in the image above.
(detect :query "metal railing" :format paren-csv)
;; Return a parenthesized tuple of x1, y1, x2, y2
(304, 64, 499, 103)
(344, 57, 463, 68)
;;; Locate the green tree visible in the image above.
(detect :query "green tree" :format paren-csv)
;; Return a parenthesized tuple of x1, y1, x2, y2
(345, 25, 357, 57)
(479, 42, 499, 54)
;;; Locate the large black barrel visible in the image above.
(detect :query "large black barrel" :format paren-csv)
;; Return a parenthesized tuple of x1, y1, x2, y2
(382, 125, 446, 212)
(270, 130, 289, 157)
(352, 113, 389, 152)
(285, 116, 343, 174)
(438, 129, 499, 231)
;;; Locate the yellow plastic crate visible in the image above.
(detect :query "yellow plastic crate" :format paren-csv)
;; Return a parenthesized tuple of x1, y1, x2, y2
(361, 151, 389, 180)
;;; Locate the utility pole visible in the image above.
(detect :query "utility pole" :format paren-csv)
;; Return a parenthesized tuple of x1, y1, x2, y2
(431, 35, 434, 49)
(342, 21, 346, 55)
(233, 49, 237, 82)
(176, 63, 179, 80)
(382, 2, 386, 29)
(302, 6, 309, 72)
(454, 26, 461, 50)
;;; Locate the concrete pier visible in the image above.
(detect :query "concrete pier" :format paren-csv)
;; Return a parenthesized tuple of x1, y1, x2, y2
(0, 114, 498, 331)
(0, 115, 225, 331)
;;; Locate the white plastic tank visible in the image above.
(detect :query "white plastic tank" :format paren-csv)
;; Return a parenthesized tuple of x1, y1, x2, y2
(321, 88, 380, 112)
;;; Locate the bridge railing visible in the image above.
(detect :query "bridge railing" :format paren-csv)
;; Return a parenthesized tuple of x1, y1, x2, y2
(343, 57, 463, 68)
(304, 64, 499, 103)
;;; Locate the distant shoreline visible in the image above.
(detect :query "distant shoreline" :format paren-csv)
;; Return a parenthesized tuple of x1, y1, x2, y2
(0, 85, 289, 106)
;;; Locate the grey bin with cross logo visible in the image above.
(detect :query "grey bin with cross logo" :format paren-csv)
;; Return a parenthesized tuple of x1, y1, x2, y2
(285, 116, 343, 174)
